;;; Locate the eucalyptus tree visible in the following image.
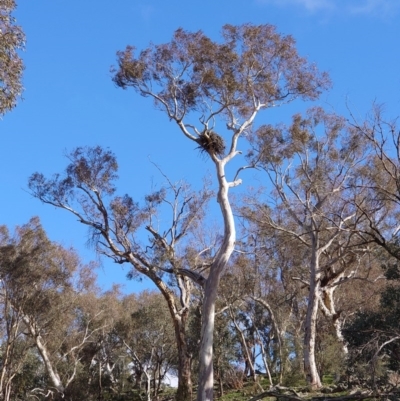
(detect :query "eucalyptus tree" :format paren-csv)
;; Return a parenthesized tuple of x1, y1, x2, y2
(0, 0, 24, 115)
(245, 108, 371, 389)
(29, 146, 212, 401)
(111, 23, 329, 401)
(0, 218, 102, 399)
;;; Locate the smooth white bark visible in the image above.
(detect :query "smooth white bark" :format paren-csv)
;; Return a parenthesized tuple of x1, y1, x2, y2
(22, 315, 64, 394)
(320, 286, 348, 354)
(303, 239, 322, 389)
(197, 160, 237, 401)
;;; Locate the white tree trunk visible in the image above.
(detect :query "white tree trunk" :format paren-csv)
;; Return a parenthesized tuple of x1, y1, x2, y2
(320, 287, 348, 354)
(22, 316, 64, 394)
(197, 277, 218, 401)
(303, 244, 322, 390)
(197, 160, 237, 401)
(35, 334, 64, 393)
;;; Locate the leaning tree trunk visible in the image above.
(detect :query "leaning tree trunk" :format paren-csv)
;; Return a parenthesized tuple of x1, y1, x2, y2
(22, 315, 65, 394)
(229, 306, 257, 381)
(197, 160, 236, 401)
(303, 246, 322, 390)
(34, 334, 64, 394)
(254, 325, 274, 386)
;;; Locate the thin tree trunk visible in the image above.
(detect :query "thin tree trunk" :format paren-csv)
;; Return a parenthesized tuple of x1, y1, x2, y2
(22, 315, 64, 394)
(148, 272, 193, 401)
(0, 342, 11, 399)
(156, 362, 163, 398)
(293, 325, 304, 375)
(0, 290, 20, 400)
(229, 305, 256, 381)
(143, 368, 151, 401)
(251, 296, 284, 384)
(215, 356, 224, 397)
(255, 326, 273, 386)
(4, 377, 15, 401)
(98, 358, 103, 401)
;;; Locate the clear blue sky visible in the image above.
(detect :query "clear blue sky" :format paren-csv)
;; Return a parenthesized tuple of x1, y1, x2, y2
(1, 0, 399, 293)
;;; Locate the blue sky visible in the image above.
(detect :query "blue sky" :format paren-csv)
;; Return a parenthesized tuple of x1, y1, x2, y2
(1, 0, 399, 293)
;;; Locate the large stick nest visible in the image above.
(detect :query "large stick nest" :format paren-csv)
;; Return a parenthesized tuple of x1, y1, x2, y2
(196, 130, 226, 157)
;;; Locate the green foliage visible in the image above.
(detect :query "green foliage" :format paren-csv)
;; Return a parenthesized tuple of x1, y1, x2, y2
(316, 332, 346, 380)
(10, 350, 43, 400)
(344, 259, 400, 382)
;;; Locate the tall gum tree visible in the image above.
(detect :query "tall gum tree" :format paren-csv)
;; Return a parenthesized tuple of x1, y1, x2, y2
(112, 24, 329, 401)
(245, 108, 371, 389)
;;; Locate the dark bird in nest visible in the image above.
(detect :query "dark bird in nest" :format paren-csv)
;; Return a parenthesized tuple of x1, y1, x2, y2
(196, 130, 226, 157)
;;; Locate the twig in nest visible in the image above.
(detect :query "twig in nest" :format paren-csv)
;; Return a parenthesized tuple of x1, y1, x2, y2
(196, 130, 225, 157)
